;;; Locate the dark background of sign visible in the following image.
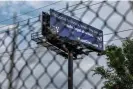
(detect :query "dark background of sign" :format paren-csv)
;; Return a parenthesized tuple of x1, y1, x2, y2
(50, 9, 103, 51)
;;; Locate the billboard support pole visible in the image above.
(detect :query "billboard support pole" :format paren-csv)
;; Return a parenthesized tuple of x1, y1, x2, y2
(68, 51, 73, 89)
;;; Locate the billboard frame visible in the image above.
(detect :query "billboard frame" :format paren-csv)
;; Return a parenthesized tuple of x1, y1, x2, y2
(31, 10, 104, 89)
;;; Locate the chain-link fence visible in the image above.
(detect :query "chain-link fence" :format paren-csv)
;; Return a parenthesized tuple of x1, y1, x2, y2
(0, 1, 133, 89)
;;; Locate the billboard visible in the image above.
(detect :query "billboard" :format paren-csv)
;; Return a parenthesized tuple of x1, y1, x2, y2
(50, 9, 103, 51)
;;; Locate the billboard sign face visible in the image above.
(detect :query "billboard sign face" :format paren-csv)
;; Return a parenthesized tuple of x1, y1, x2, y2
(50, 9, 103, 51)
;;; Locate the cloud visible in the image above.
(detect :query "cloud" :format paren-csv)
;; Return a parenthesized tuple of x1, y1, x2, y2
(25, 1, 48, 9)
(0, 1, 7, 7)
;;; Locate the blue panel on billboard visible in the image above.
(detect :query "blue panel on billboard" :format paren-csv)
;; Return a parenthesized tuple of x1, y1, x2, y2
(50, 9, 103, 51)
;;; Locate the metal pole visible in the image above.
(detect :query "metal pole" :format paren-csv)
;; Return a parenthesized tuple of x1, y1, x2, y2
(8, 12, 18, 89)
(68, 51, 73, 89)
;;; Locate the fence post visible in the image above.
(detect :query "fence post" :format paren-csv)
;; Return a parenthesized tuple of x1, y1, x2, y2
(8, 12, 18, 89)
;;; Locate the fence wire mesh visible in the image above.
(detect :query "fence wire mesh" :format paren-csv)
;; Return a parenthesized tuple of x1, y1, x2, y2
(0, 1, 133, 89)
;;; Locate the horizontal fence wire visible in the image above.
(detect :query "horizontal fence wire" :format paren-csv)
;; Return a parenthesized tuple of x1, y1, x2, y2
(0, 1, 133, 89)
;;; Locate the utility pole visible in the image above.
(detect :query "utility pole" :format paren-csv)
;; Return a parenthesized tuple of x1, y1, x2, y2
(8, 12, 18, 89)
(68, 51, 73, 89)
(63, 44, 73, 89)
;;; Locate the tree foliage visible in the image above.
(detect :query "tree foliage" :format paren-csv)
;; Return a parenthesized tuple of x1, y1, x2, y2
(93, 39, 133, 89)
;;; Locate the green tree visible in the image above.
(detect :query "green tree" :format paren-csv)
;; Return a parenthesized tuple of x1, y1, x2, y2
(93, 39, 133, 89)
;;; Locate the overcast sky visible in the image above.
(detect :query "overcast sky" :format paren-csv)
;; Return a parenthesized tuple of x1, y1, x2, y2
(0, 1, 133, 89)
